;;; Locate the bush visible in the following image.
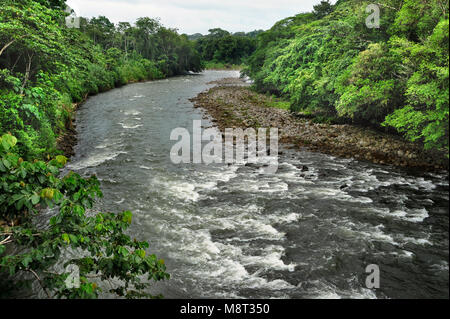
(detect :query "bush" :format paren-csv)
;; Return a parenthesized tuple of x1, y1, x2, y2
(245, 0, 449, 153)
(0, 134, 169, 298)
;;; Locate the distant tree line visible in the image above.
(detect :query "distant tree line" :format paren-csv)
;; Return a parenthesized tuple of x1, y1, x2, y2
(192, 28, 263, 65)
(80, 16, 203, 76)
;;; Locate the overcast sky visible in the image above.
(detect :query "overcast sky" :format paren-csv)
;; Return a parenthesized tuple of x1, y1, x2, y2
(66, 0, 335, 34)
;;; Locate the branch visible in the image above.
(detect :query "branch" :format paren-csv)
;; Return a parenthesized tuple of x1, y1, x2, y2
(27, 269, 52, 299)
(20, 52, 34, 94)
(375, 2, 399, 11)
(0, 235, 12, 245)
(0, 232, 41, 246)
(0, 35, 26, 57)
(11, 53, 23, 72)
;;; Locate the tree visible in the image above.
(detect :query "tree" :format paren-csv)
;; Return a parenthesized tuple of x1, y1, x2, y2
(135, 17, 161, 59)
(0, 134, 169, 298)
(194, 29, 257, 65)
(34, 0, 67, 10)
(117, 22, 132, 54)
(207, 28, 230, 38)
(245, 0, 449, 154)
(85, 16, 116, 47)
(384, 19, 449, 152)
(313, 0, 334, 19)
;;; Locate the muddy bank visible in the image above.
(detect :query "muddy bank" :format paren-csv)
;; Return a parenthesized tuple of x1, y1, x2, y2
(191, 81, 448, 171)
(56, 100, 85, 158)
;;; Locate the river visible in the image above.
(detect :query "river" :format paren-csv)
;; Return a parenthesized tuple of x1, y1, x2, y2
(65, 70, 448, 299)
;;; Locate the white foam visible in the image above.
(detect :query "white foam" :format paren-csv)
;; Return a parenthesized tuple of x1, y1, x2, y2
(259, 182, 289, 193)
(166, 181, 200, 202)
(241, 245, 296, 272)
(267, 212, 301, 224)
(401, 250, 414, 258)
(118, 123, 143, 129)
(124, 110, 142, 116)
(430, 262, 449, 272)
(368, 207, 429, 223)
(115, 198, 125, 204)
(390, 208, 429, 223)
(397, 235, 433, 246)
(68, 151, 126, 170)
(306, 279, 378, 299)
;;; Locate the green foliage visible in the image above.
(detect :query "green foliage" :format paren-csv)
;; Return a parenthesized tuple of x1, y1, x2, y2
(384, 18, 449, 151)
(313, 0, 334, 19)
(34, 0, 67, 10)
(82, 15, 203, 76)
(245, 0, 449, 153)
(0, 0, 181, 298)
(265, 100, 291, 111)
(0, 0, 203, 160)
(335, 43, 403, 125)
(0, 134, 169, 298)
(203, 61, 243, 70)
(195, 29, 257, 65)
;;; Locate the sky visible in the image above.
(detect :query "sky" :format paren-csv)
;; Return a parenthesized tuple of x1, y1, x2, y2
(65, 0, 335, 35)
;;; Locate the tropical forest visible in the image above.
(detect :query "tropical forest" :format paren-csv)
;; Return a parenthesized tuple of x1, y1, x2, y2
(0, 0, 448, 301)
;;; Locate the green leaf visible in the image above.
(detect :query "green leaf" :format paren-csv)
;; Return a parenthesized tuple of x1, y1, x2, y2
(31, 194, 40, 205)
(22, 255, 32, 268)
(122, 211, 132, 224)
(2, 159, 11, 170)
(62, 233, 70, 244)
(69, 234, 78, 244)
(119, 247, 129, 257)
(136, 249, 146, 258)
(1, 134, 17, 151)
(55, 155, 68, 166)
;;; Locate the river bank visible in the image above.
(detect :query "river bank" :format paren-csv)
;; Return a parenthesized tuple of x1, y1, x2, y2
(191, 77, 448, 172)
(56, 99, 85, 158)
(55, 77, 162, 158)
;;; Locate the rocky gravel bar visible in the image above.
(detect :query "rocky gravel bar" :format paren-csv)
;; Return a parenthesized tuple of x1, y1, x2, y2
(191, 78, 448, 172)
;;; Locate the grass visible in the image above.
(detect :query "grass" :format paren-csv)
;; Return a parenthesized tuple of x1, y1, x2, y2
(265, 99, 291, 110)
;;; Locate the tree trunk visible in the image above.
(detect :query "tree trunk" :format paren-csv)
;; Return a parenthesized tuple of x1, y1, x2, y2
(20, 52, 34, 94)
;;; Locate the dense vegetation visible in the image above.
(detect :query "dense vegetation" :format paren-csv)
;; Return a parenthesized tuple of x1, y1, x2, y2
(0, 134, 169, 298)
(0, 0, 203, 298)
(193, 28, 262, 68)
(244, 0, 449, 153)
(0, 0, 202, 160)
(1, 0, 449, 299)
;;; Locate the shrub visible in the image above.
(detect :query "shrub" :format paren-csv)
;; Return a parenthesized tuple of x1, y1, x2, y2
(0, 134, 169, 298)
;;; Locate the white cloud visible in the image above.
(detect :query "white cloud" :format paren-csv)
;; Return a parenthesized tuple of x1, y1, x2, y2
(66, 0, 333, 34)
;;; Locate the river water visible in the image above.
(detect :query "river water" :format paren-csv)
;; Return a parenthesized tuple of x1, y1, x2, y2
(66, 71, 449, 299)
